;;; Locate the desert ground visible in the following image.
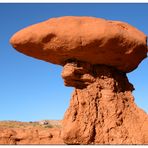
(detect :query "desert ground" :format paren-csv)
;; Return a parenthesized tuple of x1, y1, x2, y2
(0, 120, 63, 144)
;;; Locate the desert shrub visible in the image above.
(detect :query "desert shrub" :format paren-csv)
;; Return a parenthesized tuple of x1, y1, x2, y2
(44, 124, 53, 128)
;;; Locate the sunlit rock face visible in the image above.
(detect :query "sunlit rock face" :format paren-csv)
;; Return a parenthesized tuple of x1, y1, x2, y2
(10, 16, 147, 73)
(61, 61, 148, 144)
(10, 16, 148, 144)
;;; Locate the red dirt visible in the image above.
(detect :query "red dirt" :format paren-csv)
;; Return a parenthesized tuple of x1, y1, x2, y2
(0, 121, 63, 145)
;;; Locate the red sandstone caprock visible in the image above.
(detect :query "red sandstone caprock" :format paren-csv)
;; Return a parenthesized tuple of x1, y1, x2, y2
(10, 16, 147, 73)
(10, 16, 148, 144)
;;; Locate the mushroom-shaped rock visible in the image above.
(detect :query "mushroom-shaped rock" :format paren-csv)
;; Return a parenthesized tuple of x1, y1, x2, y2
(10, 16, 148, 144)
(10, 16, 147, 73)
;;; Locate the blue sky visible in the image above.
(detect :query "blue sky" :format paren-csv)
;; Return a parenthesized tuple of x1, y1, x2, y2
(0, 3, 148, 121)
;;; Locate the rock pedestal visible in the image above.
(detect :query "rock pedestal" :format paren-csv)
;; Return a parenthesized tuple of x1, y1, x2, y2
(61, 61, 148, 144)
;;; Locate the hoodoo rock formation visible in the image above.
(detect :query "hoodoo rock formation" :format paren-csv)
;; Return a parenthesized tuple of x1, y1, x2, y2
(10, 16, 148, 144)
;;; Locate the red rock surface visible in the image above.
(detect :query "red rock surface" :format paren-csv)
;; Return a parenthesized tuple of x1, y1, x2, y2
(0, 127, 63, 144)
(10, 16, 147, 72)
(61, 62, 148, 144)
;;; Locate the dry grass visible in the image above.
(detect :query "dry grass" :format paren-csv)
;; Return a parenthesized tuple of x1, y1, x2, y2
(0, 120, 61, 129)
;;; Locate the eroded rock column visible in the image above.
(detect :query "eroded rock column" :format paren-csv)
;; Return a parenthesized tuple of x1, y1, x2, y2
(61, 61, 148, 144)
